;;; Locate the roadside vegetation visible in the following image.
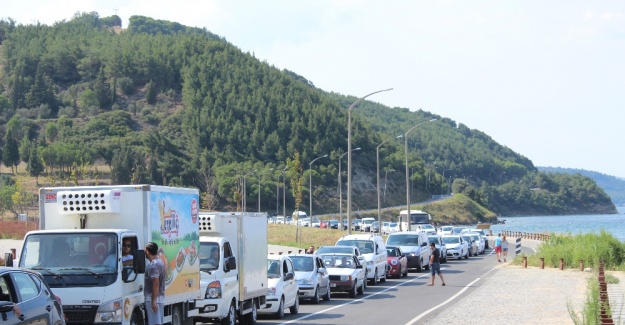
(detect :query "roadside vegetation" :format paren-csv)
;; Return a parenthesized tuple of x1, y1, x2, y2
(509, 232, 624, 325)
(513, 231, 625, 271)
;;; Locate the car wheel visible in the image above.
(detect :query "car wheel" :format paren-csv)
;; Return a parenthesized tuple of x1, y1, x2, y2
(357, 279, 364, 295)
(380, 270, 386, 283)
(402, 266, 408, 277)
(349, 281, 357, 298)
(275, 297, 285, 319)
(220, 302, 236, 325)
(289, 295, 299, 314)
(370, 269, 378, 285)
(322, 286, 331, 301)
(311, 287, 320, 304)
(464, 250, 469, 259)
(416, 259, 422, 272)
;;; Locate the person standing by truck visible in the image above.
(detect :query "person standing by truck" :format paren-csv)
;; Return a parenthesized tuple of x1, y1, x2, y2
(145, 242, 165, 325)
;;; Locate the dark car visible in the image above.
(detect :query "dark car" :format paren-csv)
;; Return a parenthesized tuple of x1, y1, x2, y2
(0, 267, 65, 325)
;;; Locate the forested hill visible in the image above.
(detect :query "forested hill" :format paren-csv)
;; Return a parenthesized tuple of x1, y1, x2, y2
(538, 167, 625, 206)
(0, 13, 616, 217)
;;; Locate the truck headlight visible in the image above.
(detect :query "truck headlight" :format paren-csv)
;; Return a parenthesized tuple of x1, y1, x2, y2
(205, 281, 222, 299)
(95, 299, 122, 323)
(267, 287, 276, 296)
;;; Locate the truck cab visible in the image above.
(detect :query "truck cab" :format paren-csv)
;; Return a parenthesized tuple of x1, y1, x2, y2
(195, 212, 267, 325)
(19, 185, 201, 325)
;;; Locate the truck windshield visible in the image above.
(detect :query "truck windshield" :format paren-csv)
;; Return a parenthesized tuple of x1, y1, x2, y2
(21, 233, 118, 274)
(199, 242, 220, 272)
(408, 213, 430, 224)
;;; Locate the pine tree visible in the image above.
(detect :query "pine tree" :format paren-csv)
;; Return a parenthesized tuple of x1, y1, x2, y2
(27, 144, 44, 181)
(2, 135, 20, 173)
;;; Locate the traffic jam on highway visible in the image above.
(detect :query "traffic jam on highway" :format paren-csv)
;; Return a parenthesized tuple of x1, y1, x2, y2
(261, 209, 493, 321)
(2, 186, 492, 325)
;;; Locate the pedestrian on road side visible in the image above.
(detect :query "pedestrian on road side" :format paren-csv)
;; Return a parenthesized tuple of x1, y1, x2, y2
(145, 242, 165, 325)
(427, 242, 445, 286)
(501, 235, 509, 262)
(494, 233, 502, 262)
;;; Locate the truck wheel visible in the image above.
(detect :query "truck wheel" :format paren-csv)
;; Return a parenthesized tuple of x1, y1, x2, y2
(240, 302, 257, 325)
(275, 297, 285, 319)
(311, 287, 320, 304)
(220, 302, 236, 325)
(289, 295, 299, 314)
(130, 310, 144, 325)
(172, 305, 183, 325)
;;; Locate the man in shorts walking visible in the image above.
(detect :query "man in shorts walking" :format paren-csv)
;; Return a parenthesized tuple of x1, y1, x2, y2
(427, 242, 445, 286)
(494, 233, 502, 262)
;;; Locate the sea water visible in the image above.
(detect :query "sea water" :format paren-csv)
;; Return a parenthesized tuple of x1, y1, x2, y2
(489, 206, 625, 242)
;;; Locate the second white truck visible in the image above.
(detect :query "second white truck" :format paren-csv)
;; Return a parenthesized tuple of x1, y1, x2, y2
(194, 212, 268, 325)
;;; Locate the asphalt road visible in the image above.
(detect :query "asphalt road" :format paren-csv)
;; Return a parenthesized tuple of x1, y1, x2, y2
(256, 244, 533, 325)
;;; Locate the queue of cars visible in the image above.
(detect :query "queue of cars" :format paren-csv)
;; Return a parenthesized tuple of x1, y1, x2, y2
(257, 223, 491, 319)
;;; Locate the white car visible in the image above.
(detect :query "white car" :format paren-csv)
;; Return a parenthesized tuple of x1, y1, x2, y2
(440, 226, 454, 235)
(461, 234, 479, 257)
(467, 232, 486, 254)
(289, 254, 331, 303)
(417, 223, 437, 235)
(381, 222, 392, 235)
(259, 255, 300, 319)
(319, 253, 366, 298)
(441, 235, 469, 260)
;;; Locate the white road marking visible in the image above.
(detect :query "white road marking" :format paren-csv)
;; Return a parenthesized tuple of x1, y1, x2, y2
(279, 272, 433, 325)
(405, 276, 484, 324)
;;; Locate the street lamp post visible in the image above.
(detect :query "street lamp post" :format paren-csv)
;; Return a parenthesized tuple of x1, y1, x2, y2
(339, 148, 360, 231)
(242, 170, 256, 212)
(377, 136, 402, 235)
(281, 167, 287, 219)
(309, 154, 328, 224)
(384, 169, 395, 205)
(403, 119, 437, 231)
(442, 168, 452, 195)
(348, 88, 393, 235)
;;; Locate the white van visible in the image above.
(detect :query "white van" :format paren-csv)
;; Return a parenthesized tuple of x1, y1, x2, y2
(335, 233, 387, 285)
(385, 231, 431, 272)
(360, 217, 376, 232)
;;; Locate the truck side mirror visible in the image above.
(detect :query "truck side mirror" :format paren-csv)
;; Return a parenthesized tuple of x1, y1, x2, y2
(224, 256, 236, 271)
(135, 250, 146, 274)
(4, 253, 13, 267)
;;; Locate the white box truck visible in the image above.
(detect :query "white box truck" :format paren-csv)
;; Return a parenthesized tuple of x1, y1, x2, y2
(194, 212, 267, 325)
(18, 184, 201, 325)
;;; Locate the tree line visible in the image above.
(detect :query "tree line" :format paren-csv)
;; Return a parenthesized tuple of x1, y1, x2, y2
(0, 12, 616, 218)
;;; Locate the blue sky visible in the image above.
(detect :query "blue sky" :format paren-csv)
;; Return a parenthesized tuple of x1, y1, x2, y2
(4, 1, 625, 177)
